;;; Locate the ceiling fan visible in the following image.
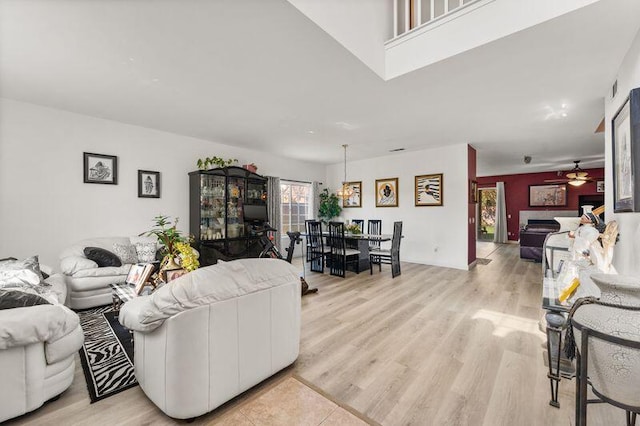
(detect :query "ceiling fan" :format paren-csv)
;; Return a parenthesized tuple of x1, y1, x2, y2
(544, 160, 593, 187)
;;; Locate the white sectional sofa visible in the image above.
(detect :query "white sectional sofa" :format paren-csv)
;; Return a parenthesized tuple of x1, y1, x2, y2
(119, 258, 301, 420)
(59, 236, 155, 309)
(0, 274, 84, 423)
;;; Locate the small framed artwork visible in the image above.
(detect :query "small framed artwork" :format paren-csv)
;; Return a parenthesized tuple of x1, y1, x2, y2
(528, 183, 567, 207)
(138, 170, 161, 198)
(596, 180, 605, 193)
(415, 174, 443, 206)
(612, 88, 640, 212)
(375, 178, 399, 207)
(84, 152, 117, 184)
(126, 263, 155, 295)
(164, 268, 187, 283)
(470, 180, 478, 204)
(343, 181, 362, 208)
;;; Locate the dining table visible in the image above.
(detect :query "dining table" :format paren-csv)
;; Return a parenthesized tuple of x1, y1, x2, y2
(302, 232, 393, 273)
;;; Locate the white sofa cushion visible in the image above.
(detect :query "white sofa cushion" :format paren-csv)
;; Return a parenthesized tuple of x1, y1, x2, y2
(71, 265, 131, 278)
(60, 256, 98, 275)
(120, 258, 300, 332)
(59, 237, 132, 259)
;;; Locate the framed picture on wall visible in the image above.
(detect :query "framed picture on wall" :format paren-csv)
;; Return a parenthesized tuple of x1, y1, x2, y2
(528, 183, 567, 207)
(596, 180, 605, 193)
(342, 181, 362, 208)
(83, 152, 117, 184)
(138, 170, 161, 198)
(612, 88, 640, 212)
(415, 174, 443, 206)
(375, 178, 399, 207)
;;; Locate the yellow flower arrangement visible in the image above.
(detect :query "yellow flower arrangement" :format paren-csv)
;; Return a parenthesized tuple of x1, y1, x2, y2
(175, 241, 199, 272)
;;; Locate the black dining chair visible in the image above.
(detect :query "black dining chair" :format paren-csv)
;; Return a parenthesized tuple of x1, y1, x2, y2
(368, 220, 382, 249)
(306, 220, 330, 273)
(327, 222, 360, 278)
(352, 219, 365, 233)
(369, 221, 402, 278)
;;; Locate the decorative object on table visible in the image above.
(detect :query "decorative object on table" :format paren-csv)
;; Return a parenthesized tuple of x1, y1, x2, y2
(137, 170, 160, 198)
(342, 181, 362, 208)
(175, 241, 199, 271)
(242, 163, 258, 173)
(470, 180, 478, 204)
(346, 222, 362, 234)
(612, 87, 640, 212)
(318, 188, 342, 224)
(596, 180, 605, 193)
(528, 183, 567, 207)
(141, 215, 196, 278)
(77, 306, 136, 403)
(125, 263, 154, 294)
(414, 174, 442, 206)
(376, 177, 399, 207)
(196, 156, 238, 170)
(164, 268, 187, 282)
(83, 152, 117, 184)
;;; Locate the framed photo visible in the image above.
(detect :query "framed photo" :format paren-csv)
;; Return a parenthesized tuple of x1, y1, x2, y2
(415, 174, 443, 206)
(470, 180, 478, 204)
(164, 268, 187, 283)
(343, 181, 362, 208)
(126, 263, 155, 295)
(596, 180, 605, 193)
(612, 88, 640, 212)
(375, 178, 399, 207)
(138, 170, 161, 198)
(84, 152, 117, 184)
(528, 184, 567, 207)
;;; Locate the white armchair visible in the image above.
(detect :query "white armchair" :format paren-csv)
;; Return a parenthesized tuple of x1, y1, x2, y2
(119, 258, 301, 420)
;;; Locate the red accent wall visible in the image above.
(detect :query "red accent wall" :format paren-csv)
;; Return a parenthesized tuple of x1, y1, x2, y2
(468, 145, 477, 265)
(477, 168, 604, 241)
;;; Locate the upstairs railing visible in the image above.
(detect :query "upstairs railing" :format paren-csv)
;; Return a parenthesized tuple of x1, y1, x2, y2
(392, 0, 481, 39)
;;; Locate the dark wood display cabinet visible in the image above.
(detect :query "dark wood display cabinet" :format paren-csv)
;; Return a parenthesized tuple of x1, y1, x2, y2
(189, 166, 268, 266)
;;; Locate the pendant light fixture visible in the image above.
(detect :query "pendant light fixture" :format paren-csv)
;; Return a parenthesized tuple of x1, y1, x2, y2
(336, 144, 354, 200)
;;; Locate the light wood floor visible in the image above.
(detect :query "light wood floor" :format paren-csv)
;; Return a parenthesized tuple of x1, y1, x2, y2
(8, 244, 625, 425)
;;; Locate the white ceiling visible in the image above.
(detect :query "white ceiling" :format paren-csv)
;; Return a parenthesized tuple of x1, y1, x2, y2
(1, 0, 639, 176)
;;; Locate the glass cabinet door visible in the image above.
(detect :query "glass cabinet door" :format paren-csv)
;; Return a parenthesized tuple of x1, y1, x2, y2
(200, 174, 226, 241)
(247, 180, 267, 205)
(226, 177, 245, 239)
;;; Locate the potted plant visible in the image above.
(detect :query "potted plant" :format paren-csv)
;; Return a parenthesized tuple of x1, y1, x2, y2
(318, 188, 342, 224)
(196, 156, 238, 170)
(142, 215, 198, 272)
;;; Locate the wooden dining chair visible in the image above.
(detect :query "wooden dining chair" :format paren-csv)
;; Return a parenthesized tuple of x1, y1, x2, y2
(327, 222, 360, 278)
(368, 220, 382, 249)
(306, 220, 329, 273)
(369, 221, 402, 278)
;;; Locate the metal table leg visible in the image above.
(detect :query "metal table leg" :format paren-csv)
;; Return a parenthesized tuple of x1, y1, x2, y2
(546, 311, 566, 408)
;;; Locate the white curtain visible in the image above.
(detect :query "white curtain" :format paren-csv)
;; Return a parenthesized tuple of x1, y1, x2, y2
(494, 181, 508, 243)
(312, 181, 322, 220)
(266, 176, 282, 251)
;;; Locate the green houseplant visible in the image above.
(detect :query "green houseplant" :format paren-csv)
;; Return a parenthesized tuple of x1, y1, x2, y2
(196, 156, 238, 170)
(142, 215, 198, 271)
(318, 188, 342, 224)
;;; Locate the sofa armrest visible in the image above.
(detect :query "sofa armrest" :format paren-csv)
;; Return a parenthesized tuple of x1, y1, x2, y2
(45, 324, 84, 364)
(0, 305, 80, 350)
(119, 296, 158, 333)
(60, 256, 98, 275)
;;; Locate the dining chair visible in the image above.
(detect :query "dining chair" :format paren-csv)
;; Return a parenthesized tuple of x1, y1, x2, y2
(327, 222, 360, 278)
(306, 220, 329, 273)
(304, 219, 314, 262)
(369, 221, 402, 278)
(352, 219, 364, 233)
(368, 220, 382, 250)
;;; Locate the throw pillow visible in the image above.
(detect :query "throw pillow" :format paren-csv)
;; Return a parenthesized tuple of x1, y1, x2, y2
(135, 242, 157, 263)
(112, 243, 139, 265)
(0, 288, 52, 310)
(84, 247, 122, 267)
(0, 255, 44, 287)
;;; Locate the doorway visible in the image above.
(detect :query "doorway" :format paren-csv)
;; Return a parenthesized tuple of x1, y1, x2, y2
(478, 188, 497, 241)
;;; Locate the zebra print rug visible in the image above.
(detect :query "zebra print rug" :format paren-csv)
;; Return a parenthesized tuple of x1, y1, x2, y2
(77, 306, 138, 403)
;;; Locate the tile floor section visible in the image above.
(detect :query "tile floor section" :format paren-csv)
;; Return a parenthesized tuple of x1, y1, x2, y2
(212, 377, 372, 425)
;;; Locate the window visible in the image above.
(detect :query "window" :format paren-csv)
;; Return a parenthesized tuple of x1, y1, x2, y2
(281, 181, 311, 234)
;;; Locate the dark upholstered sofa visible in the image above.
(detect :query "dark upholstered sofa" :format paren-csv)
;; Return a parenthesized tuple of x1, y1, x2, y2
(519, 220, 561, 262)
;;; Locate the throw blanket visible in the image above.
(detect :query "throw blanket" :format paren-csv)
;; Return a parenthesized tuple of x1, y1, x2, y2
(120, 258, 300, 332)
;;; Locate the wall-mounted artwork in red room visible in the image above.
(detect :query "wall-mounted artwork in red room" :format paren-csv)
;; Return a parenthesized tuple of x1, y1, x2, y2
(477, 168, 604, 241)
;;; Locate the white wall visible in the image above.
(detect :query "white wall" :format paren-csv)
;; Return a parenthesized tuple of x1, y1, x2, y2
(325, 144, 469, 270)
(385, 0, 599, 79)
(287, 0, 392, 78)
(0, 99, 326, 269)
(606, 28, 640, 275)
